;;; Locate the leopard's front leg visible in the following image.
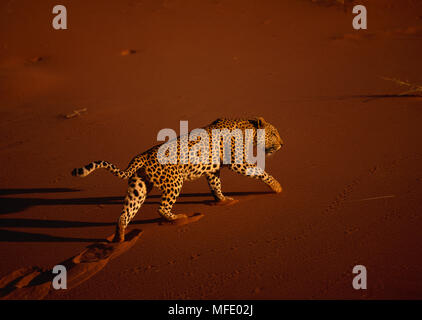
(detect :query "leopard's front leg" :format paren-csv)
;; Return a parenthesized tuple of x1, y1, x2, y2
(229, 164, 282, 193)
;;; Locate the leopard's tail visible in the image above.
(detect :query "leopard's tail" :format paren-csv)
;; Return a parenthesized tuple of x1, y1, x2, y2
(71, 155, 146, 180)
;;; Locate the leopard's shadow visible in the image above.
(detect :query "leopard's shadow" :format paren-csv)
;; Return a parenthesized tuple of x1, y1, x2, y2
(0, 188, 272, 242)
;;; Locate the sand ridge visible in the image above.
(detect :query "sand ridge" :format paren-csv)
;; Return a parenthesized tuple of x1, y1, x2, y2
(0, 229, 143, 299)
(0, 210, 208, 299)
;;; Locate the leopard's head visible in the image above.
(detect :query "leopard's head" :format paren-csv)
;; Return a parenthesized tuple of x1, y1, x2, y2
(250, 117, 284, 156)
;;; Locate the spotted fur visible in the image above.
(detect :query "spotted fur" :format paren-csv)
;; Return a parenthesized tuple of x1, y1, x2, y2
(72, 117, 284, 242)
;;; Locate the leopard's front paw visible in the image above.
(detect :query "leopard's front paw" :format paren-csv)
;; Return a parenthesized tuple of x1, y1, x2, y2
(209, 197, 239, 206)
(269, 180, 282, 193)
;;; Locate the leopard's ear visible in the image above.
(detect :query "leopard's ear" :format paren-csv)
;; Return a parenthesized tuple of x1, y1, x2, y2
(249, 117, 266, 128)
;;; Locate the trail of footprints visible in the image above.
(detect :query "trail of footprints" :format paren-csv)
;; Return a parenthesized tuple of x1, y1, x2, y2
(135, 154, 421, 298)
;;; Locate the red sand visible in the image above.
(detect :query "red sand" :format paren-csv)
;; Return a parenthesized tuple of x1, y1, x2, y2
(0, 0, 421, 299)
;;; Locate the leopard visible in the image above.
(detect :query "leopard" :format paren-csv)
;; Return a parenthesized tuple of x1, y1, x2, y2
(71, 117, 284, 242)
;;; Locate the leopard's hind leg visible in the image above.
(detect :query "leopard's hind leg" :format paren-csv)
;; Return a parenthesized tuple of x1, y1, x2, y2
(158, 176, 187, 221)
(113, 174, 147, 242)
